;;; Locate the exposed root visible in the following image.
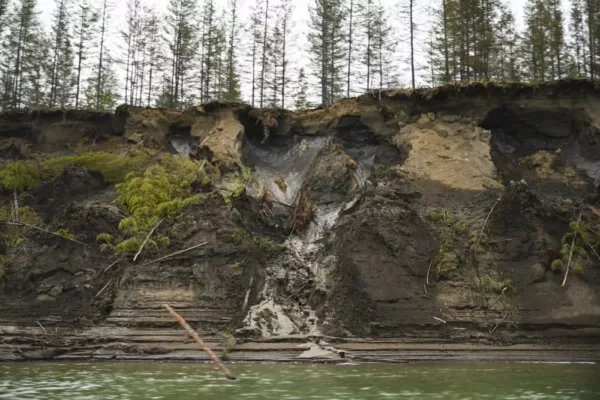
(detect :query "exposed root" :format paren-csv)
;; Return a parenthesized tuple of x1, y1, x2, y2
(290, 187, 312, 235)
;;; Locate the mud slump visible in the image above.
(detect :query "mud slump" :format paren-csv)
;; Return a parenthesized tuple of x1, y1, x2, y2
(239, 119, 392, 338)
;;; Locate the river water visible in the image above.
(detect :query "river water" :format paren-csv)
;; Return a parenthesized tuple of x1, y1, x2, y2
(1, 362, 599, 399)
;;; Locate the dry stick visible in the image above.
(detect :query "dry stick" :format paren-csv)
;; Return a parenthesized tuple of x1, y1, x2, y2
(582, 237, 600, 263)
(104, 256, 125, 273)
(163, 304, 236, 381)
(5, 221, 87, 246)
(95, 279, 113, 298)
(426, 259, 434, 286)
(12, 190, 18, 222)
(133, 219, 164, 262)
(562, 214, 582, 287)
(473, 199, 500, 254)
(142, 242, 208, 266)
(36, 321, 47, 334)
(489, 287, 508, 307)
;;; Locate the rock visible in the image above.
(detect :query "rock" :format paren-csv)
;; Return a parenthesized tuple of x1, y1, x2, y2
(48, 285, 63, 297)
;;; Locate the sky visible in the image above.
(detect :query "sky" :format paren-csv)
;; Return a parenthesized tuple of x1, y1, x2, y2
(32, 0, 572, 103)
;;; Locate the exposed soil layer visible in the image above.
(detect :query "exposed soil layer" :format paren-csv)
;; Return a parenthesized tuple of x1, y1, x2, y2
(1, 80, 599, 362)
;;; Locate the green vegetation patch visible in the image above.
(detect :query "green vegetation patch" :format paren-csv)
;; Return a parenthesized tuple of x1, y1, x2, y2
(0, 150, 153, 192)
(112, 155, 209, 254)
(232, 227, 283, 252)
(552, 215, 600, 276)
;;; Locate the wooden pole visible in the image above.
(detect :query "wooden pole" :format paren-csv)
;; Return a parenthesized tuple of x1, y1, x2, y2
(162, 304, 236, 381)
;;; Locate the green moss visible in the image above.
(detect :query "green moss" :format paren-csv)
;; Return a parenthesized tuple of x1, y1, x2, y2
(427, 210, 456, 226)
(0, 150, 154, 192)
(453, 220, 469, 234)
(114, 155, 206, 254)
(519, 155, 533, 165)
(0, 161, 42, 192)
(0, 255, 8, 279)
(96, 233, 115, 245)
(299, 140, 308, 152)
(232, 228, 282, 252)
(275, 175, 287, 193)
(253, 236, 283, 252)
(232, 228, 251, 244)
(552, 217, 600, 276)
(564, 167, 577, 178)
(55, 229, 75, 240)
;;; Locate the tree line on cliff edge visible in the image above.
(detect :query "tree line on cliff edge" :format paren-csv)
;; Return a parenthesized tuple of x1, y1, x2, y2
(0, 0, 598, 112)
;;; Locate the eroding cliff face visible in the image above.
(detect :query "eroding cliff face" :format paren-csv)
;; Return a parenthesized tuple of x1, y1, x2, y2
(1, 81, 600, 358)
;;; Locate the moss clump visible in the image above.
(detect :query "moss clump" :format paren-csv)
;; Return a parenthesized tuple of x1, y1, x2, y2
(114, 155, 208, 254)
(482, 276, 512, 294)
(253, 236, 283, 252)
(96, 233, 115, 244)
(0, 150, 154, 192)
(275, 175, 287, 193)
(519, 155, 532, 165)
(435, 251, 459, 280)
(0, 255, 9, 279)
(564, 167, 577, 178)
(55, 229, 75, 240)
(220, 332, 237, 361)
(222, 167, 257, 204)
(232, 227, 282, 252)
(0, 161, 42, 192)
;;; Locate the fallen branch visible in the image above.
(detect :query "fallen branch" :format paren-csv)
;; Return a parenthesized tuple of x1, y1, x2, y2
(433, 317, 447, 324)
(12, 190, 18, 222)
(94, 279, 113, 298)
(103, 256, 126, 274)
(491, 312, 509, 334)
(473, 199, 500, 255)
(133, 219, 164, 262)
(5, 221, 87, 246)
(489, 287, 508, 307)
(426, 258, 434, 286)
(143, 242, 208, 266)
(36, 321, 47, 334)
(562, 213, 582, 287)
(163, 304, 236, 380)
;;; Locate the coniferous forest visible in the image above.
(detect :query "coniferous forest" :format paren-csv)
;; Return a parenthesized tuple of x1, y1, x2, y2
(0, 0, 599, 111)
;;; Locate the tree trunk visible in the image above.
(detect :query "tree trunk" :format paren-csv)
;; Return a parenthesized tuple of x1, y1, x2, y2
(259, 0, 269, 108)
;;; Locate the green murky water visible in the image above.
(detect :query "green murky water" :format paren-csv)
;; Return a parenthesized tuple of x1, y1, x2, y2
(0, 362, 599, 399)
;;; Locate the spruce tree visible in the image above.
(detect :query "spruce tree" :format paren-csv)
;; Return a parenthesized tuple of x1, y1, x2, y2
(523, 0, 565, 82)
(247, 0, 263, 106)
(277, 0, 293, 108)
(345, 0, 356, 97)
(73, 0, 97, 109)
(259, 0, 270, 107)
(224, 0, 241, 102)
(94, 0, 109, 111)
(293, 67, 309, 111)
(143, 10, 160, 106)
(308, 0, 346, 106)
(48, 0, 73, 108)
(1, 0, 38, 109)
(570, 0, 588, 78)
(84, 56, 118, 111)
(0, 0, 9, 35)
(164, 0, 198, 109)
